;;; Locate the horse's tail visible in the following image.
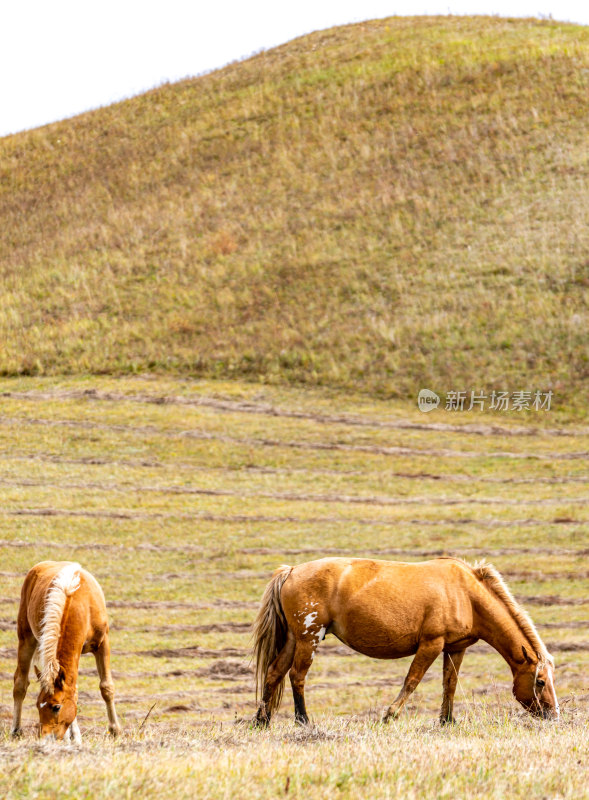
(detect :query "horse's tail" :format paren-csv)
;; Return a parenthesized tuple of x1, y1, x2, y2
(252, 565, 293, 715)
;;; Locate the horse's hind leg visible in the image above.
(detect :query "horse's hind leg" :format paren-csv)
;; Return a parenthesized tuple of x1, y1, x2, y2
(94, 633, 121, 737)
(440, 649, 466, 725)
(11, 633, 36, 738)
(289, 641, 315, 725)
(254, 630, 296, 727)
(383, 637, 444, 722)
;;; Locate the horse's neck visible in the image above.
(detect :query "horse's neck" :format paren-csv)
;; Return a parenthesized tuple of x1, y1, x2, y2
(473, 589, 526, 674)
(56, 602, 86, 688)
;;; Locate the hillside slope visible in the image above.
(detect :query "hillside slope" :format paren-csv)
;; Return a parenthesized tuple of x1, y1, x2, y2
(0, 16, 587, 407)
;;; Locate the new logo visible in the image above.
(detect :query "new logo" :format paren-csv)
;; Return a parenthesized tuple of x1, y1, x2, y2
(417, 389, 440, 413)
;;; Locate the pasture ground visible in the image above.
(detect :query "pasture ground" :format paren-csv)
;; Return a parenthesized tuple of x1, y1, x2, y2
(0, 376, 587, 798)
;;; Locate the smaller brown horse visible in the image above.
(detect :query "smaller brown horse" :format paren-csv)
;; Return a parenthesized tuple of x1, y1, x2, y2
(11, 561, 121, 742)
(252, 557, 559, 726)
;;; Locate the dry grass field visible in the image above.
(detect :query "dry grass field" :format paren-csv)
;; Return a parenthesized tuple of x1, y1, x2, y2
(0, 376, 587, 797)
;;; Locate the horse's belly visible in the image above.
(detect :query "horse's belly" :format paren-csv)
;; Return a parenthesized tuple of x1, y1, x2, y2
(330, 618, 419, 660)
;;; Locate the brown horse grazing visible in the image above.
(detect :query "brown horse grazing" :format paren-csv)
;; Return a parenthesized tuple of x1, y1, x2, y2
(252, 557, 559, 727)
(11, 561, 121, 742)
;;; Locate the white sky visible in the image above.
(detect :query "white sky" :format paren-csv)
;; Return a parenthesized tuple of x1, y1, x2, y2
(1, 0, 587, 138)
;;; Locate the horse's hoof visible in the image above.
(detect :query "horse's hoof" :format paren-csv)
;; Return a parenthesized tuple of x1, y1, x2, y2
(382, 711, 398, 724)
(440, 716, 457, 726)
(251, 715, 270, 730)
(109, 725, 121, 738)
(294, 715, 310, 726)
(11, 728, 23, 739)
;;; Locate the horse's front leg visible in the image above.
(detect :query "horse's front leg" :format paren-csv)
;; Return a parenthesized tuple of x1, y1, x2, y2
(11, 633, 37, 738)
(383, 637, 445, 722)
(440, 649, 466, 725)
(94, 633, 121, 737)
(64, 717, 83, 745)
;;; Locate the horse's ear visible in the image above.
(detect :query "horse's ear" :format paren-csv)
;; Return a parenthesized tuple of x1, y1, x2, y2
(54, 667, 66, 690)
(34, 665, 41, 681)
(522, 645, 533, 664)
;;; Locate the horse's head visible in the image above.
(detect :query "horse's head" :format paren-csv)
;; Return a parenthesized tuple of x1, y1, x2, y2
(35, 666, 77, 740)
(512, 646, 559, 720)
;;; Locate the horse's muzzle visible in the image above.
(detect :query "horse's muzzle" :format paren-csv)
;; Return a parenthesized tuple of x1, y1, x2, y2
(542, 707, 559, 720)
(39, 725, 64, 741)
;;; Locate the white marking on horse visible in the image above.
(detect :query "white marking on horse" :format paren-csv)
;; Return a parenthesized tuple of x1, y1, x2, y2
(546, 663, 559, 715)
(303, 612, 318, 630)
(310, 625, 326, 660)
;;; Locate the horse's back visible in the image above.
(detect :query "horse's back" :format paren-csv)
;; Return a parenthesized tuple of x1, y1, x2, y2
(285, 556, 474, 596)
(18, 561, 108, 641)
(80, 568, 109, 628)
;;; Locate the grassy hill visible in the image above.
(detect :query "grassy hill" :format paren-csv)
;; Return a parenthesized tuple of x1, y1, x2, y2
(0, 16, 588, 409)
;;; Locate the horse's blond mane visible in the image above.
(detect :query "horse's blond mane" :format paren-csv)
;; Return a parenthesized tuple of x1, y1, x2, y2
(473, 560, 552, 664)
(39, 563, 82, 692)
